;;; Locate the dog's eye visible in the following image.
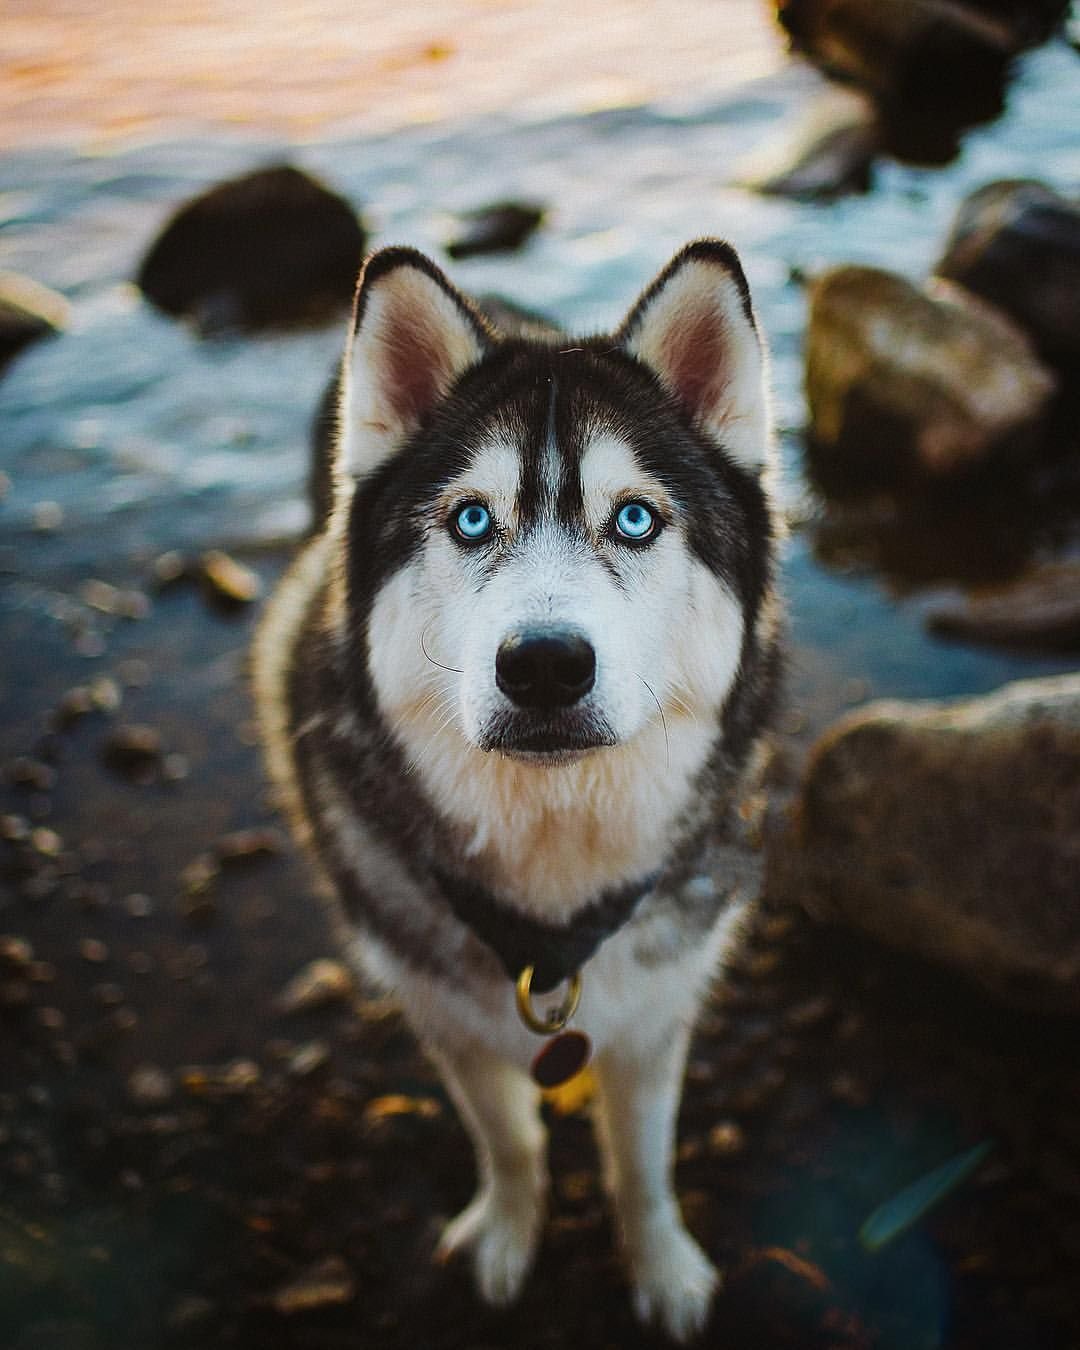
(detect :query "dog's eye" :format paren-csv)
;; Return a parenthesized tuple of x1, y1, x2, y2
(453, 502, 493, 543)
(613, 501, 658, 543)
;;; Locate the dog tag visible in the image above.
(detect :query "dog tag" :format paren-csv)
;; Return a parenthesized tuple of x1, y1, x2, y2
(530, 1030, 591, 1089)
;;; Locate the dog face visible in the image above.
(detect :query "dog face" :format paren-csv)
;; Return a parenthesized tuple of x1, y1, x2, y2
(333, 244, 774, 773)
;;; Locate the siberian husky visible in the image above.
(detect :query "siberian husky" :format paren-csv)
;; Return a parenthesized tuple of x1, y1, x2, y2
(253, 240, 782, 1341)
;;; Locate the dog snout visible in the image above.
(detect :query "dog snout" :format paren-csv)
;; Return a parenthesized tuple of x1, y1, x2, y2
(495, 628, 596, 709)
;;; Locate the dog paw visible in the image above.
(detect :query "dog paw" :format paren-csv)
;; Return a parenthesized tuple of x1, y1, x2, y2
(435, 1187, 542, 1307)
(628, 1215, 719, 1343)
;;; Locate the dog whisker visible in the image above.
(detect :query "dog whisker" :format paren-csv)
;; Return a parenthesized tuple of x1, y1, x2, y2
(421, 625, 463, 675)
(637, 674, 670, 771)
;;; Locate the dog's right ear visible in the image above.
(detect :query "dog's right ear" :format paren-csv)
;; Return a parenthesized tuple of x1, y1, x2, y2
(339, 248, 492, 478)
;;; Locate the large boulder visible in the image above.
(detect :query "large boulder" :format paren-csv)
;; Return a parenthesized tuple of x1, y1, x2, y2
(926, 560, 1080, 651)
(137, 164, 366, 334)
(775, 0, 1070, 163)
(936, 180, 1080, 374)
(0, 271, 68, 374)
(767, 673, 1080, 1014)
(737, 86, 878, 200)
(804, 265, 1057, 495)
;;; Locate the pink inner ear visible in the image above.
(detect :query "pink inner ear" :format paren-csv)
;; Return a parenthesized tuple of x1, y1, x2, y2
(657, 303, 729, 420)
(380, 310, 454, 428)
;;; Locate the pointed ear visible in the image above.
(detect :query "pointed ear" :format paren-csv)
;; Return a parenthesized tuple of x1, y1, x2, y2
(617, 239, 773, 474)
(339, 247, 492, 478)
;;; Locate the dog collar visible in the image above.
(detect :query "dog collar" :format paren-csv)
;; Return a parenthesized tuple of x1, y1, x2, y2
(432, 866, 656, 1088)
(431, 866, 657, 994)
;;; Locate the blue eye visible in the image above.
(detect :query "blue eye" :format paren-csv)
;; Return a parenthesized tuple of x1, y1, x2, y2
(614, 501, 657, 542)
(453, 502, 493, 542)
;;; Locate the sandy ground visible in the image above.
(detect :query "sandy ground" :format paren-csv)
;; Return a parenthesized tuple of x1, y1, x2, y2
(1, 0, 784, 149)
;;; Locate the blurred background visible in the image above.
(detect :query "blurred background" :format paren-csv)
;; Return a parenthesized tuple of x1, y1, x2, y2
(1, 4, 1079, 1349)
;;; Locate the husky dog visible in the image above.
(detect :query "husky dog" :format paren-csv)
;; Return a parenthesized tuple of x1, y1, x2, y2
(253, 240, 781, 1341)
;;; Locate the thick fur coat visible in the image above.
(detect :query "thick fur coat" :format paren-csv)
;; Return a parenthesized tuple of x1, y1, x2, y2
(253, 240, 782, 1341)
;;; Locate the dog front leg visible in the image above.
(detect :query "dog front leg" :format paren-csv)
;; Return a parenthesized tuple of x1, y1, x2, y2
(592, 1023, 718, 1342)
(431, 1044, 548, 1306)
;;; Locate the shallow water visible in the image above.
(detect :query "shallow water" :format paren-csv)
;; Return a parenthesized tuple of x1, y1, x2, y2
(3, 39, 1079, 705)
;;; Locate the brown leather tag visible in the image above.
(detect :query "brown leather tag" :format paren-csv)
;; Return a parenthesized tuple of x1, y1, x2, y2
(530, 1030, 591, 1089)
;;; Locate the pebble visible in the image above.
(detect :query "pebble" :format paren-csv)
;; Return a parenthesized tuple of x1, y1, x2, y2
(361, 1094, 441, 1126)
(78, 938, 109, 964)
(0, 936, 33, 969)
(101, 724, 163, 780)
(199, 550, 262, 606)
(707, 1120, 747, 1157)
(180, 853, 219, 897)
(1, 814, 30, 842)
(286, 1040, 331, 1078)
(6, 758, 57, 791)
(829, 1071, 871, 1107)
(127, 1064, 175, 1107)
(151, 550, 191, 588)
(123, 892, 153, 917)
(784, 994, 835, 1030)
(270, 1255, 356, 1315)
(215, 827, 285, 864)
(31, 501, 63, 533)
(276, 957, 355, 1014)
(446, 201, 544, 259)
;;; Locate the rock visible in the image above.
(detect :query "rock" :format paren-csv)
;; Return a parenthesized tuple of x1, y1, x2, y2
(127, 1064, 174, 1108)
(936, 180, 1080, 373)
(0, 272, 68, 373)
(446, 201, 545, 259)
(737, 86, 878, 199)
(804, 266, 1057, 494)
(100, 724, 163, 781)
(276, 958, 355, 1014)
(137, 164, 366, 333)
(270, 1255, 355, 1315)
(767, 673, 1080, 1013)
(775, 0, 1069, 163)
(215, 827, 285, 864)
(199, 550, 262, 607)
(926, 560, 1080, 651)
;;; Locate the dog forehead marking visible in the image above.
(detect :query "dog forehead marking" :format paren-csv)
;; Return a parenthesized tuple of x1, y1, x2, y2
(578, 430, 674, 529)
(439, 439, 522, 525)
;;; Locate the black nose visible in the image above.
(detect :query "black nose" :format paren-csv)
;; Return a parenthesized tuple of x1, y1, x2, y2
(496, 629, 596, 709)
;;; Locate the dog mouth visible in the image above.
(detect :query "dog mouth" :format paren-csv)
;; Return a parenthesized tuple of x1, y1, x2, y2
(478, 712, 618, 763)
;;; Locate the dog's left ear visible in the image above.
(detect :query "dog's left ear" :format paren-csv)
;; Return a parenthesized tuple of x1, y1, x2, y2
(617, 240, 773, 475)
(340, 247, 492, 478)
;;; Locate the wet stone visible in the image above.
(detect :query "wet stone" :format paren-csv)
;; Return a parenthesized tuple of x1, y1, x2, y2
(100, 725, 163, 781)
(277, 957, 355, 1014)
(6, 758, 57, 792)
(707, 1120, 747, 1157)
(0, 935, 34, 970)
(783, 994, 835, 1030)
(0, 271, 69, 373)
(286, 1040, 331, 1078)
(138, 164, 366, 333)
(198, 549, 262, 607)
(215, 827, 285, 864)
(127, 1064, 174, 1108)
(446, 201, 545, 259)
(270, 1254, 356, 1315)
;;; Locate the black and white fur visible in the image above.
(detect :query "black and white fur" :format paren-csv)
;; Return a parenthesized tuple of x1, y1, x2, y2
(253, 240, 782, 1341)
